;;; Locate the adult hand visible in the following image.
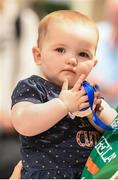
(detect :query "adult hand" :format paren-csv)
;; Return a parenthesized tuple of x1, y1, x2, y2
(9, 161, 22, 179)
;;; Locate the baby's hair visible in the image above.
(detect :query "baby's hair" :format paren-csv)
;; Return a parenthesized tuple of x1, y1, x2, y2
(37, 10, 99, 48)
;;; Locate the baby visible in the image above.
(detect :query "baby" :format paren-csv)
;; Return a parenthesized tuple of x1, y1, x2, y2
(11, 10, 103, 179)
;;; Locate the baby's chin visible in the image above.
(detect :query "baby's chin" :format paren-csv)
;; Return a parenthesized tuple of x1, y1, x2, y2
(67, 78, 77, 87)
(61, 79, 76, 88)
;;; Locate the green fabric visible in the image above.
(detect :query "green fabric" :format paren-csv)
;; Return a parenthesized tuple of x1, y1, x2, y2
(115, 106, 118, 113)
(93, 157, 118, 179)
(81, 112, 118, 179)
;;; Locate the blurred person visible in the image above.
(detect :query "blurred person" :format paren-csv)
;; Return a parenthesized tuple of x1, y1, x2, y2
(0, 0, 19, 129)
(0, 0, 21, 178)
(0, 0, 39, 114)
(0, 0, 39, 178)
(16, 0, 39, 82)
(88, 0, 118, 106)
(81, 101, 118, 179)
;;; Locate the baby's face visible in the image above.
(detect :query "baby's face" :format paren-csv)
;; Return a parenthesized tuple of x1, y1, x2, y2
(35, 21, 98, 88)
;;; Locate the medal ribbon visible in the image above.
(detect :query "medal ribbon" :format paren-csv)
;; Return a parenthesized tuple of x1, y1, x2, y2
(82, 81, 118, 130)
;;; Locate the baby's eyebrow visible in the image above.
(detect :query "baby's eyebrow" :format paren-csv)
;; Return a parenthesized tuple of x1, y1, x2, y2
(54, 43, 67, 47)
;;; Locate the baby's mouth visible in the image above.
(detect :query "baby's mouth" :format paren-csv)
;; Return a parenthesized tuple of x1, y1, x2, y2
(62, 68, 76, 74)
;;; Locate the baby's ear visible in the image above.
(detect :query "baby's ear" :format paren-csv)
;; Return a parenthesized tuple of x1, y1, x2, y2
(93, 59, 98, 67)
(32, 47, 41, 65)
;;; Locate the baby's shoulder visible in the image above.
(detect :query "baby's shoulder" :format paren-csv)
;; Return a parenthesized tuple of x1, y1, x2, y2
(15, 75, 44, 89)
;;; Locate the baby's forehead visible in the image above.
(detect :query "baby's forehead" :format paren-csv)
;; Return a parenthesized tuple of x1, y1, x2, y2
(38, 13, 99, 48)
(47, 19, 97, 37)
(39, 10, 98, 36)
(47, 17, 95, 31)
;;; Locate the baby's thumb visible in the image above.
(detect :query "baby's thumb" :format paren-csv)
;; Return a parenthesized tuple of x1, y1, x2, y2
(62, 79, 68, 90)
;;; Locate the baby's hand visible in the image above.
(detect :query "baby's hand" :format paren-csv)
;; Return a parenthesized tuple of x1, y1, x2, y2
(59, 75, 89, 113)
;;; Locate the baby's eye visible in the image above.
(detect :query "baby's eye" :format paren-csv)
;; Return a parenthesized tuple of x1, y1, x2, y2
(55, 47, 65, 53)
(79, 52, 89, 58)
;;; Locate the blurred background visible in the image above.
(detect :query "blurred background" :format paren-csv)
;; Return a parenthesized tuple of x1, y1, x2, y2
(0, 0, 118, 178)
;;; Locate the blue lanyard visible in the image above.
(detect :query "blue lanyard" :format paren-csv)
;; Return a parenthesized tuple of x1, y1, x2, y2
(82, 81, 118, 130)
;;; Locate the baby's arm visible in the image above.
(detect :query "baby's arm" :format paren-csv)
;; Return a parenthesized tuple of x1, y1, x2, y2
(11, 75, 88, 136)
(11, 99, 68, 136)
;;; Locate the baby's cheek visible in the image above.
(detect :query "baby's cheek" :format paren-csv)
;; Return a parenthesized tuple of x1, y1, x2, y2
(79, 61, 94, 76)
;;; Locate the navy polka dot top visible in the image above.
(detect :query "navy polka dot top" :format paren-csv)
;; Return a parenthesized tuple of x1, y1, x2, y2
(11, 75, 101, 179)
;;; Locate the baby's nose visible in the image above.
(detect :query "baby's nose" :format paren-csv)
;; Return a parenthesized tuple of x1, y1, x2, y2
(66, 57, 77, 66)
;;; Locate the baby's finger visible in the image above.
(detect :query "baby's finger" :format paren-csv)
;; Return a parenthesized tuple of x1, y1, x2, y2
(78, 95, 88, 103)
(95, 104, 104, 115)
(72, 74, 86, 91)
(79, 102, 90, 110)
(94, 98, 102, 106)
(61, 79, 68, 90)
(98, 106, 104, 111)
(94, 91, 101, 99)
